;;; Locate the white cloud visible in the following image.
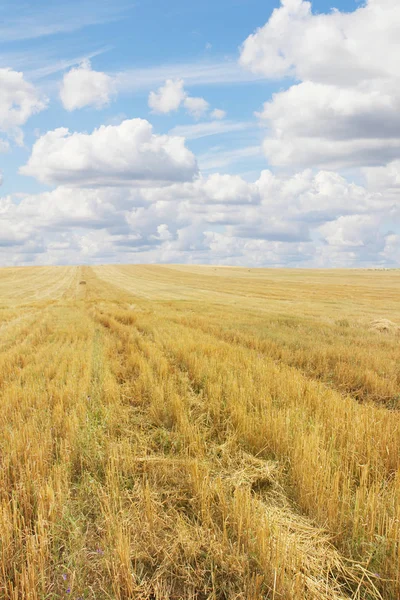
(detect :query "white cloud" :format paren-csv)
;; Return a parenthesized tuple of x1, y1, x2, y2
(184, 96, 210, 119)
(240, 0, 400, 84)
(240, 0, 400, 169)
(20, 119, 198, 186)
(258, 80, 400, 168)
(318, 215, 379, 249)
(148, 79, 186, 114)
(382, 233, 400, 264)
(151, 224, 173, 241)
(316, 214, 394, 266)
(262, 133, 400, 170)
(1, 161, 399, 266)
(363, 160, 400, 191)
(2, 1, 400, 268)
(202, 174, 258, 205)
(0, 68, 47, 146)
(148, 78, 215, 119)
(60, 60, 115, 111)
(211, 109, 227, 120)
(16, 186, 124, 230)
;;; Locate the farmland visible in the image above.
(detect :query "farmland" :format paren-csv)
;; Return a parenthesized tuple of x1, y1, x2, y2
(1, 265, 400, 599)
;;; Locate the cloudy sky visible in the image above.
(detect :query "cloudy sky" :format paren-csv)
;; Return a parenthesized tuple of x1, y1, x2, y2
(1, 0, 399, 267)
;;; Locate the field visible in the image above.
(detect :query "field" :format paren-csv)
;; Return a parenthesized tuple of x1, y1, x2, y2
(1, 265, 400, 600)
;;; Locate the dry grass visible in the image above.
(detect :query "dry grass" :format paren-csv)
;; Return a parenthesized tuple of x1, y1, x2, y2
(0, 264, 400, 599)
(369, 319, 400, 334)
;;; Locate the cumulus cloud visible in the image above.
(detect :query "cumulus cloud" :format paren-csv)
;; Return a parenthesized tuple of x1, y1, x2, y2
(240, 0, 400, 84)
(3, 164, 397, 267)
(60, 60, 115, 111)
(183, 96, 210, 119)
(151, 224, 173, 241)
(316, 214, 395, 267)
(382, 233, 400, 264)
(201, 173, 258, 205)
(0, 0, 400, 267)
(240, 0, 400, 169)
(0, 68, 47, 146)
(148, 78, 214, 119)
(258, 81, 400, 168)
(148, 79, 186, 114)
(318, 215, 381, 249)
(4, 0, 400, 268)
(20, 118, 198, 186)
(211, 109, 227, 120)
(363, 160, 400, 191)
(17, 187, 125, 230)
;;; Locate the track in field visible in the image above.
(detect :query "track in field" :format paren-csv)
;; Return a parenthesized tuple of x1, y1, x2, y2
(1, 265, 399, 599)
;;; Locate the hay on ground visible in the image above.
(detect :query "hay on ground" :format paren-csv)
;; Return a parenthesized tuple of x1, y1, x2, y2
(370, 318, 400, 333)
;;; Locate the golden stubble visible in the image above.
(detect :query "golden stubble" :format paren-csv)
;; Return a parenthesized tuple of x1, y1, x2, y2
(0, 264, 399, 599)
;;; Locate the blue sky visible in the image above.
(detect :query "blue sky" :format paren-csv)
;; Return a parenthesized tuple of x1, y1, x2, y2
(1, 0, 283, 194)
(1, 0, 399, 267)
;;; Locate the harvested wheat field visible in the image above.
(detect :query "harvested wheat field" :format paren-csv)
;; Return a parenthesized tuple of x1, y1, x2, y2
(1, 265, 400, 600)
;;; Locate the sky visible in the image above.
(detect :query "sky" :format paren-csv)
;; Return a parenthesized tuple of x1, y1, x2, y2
(0, 0, 399, 267)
